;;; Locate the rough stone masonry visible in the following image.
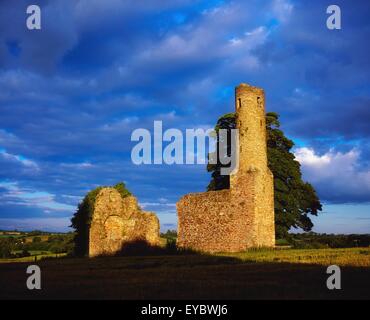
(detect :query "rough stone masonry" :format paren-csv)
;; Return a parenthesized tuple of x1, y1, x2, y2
(177, 83, 275, 253)
(89, 188, 160, 257)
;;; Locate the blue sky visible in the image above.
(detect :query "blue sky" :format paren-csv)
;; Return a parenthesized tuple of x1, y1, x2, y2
(0, 0, 369, 233)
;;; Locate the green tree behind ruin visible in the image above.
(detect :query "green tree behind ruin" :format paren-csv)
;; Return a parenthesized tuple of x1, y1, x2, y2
(70, 182, 131, 256)
(0, 238, 13, 258)
(207, 112, 322, 238)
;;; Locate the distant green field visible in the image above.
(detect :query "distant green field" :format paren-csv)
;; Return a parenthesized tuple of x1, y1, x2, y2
(11, 250, 55, 256)
(0, 252, 66, 263)
(0, 234, 24, 238)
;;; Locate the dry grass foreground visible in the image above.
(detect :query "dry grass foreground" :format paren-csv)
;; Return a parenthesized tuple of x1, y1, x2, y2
(0, 247, 369, 299)
(221, 247, 370, 267)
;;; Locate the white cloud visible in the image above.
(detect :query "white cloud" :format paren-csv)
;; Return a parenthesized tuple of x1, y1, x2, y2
(0, 181, 75, 212)
(100, 117, 140, 132)
(60, 162, 94, 169)
(271, 0, 294, 22)
(0, 148, 40, 171)
(295, 147, 370, 202)
(0, 217, 72, 232)
(140, 202, 176, 208)
(134, 6, 270, 72)
(295, 147, 331, 167)
(229, 26, 269, 50)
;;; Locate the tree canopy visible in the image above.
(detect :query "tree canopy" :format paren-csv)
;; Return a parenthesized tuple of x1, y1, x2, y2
(207, 112, 322, 238)
(0, 238, 13, 258)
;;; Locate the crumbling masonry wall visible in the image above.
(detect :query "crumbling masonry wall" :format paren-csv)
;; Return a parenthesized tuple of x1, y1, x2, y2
(89, 188, 160, 257)
(177, 83, 275, 253)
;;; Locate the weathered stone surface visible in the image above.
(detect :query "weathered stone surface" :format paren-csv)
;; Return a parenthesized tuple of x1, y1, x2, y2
(177, 83, 275, 253)
(89, 188, 160, 257)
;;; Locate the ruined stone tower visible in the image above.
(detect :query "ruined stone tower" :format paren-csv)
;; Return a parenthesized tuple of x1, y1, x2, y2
(177, 83, 275, 253)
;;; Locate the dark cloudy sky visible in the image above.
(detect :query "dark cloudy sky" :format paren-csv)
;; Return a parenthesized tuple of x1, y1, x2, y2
(0, 0, 369, 233)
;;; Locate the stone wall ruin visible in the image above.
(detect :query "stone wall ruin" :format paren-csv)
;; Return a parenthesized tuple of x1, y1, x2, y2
(88, 187, 160, 257)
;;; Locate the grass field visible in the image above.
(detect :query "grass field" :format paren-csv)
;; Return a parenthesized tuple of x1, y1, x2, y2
(0, 234, 23, 238)
(0, 252, 66, 263)
(0, 247, 369, 299)
(223, 247, 370, 267)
